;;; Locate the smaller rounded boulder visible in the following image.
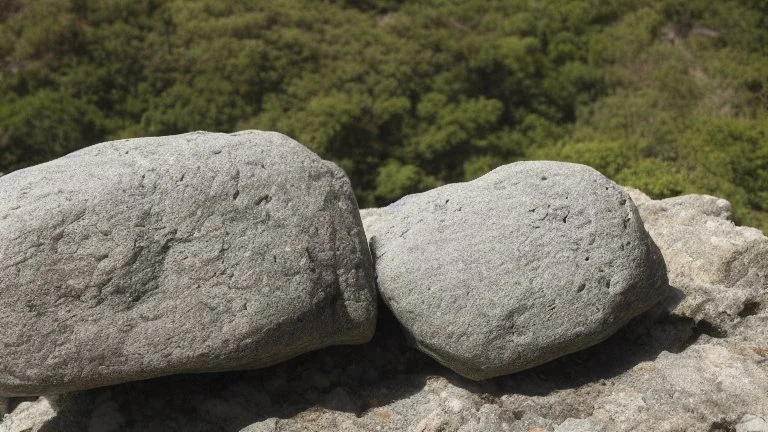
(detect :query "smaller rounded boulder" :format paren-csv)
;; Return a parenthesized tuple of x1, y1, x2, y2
(365, 161, 668, 380)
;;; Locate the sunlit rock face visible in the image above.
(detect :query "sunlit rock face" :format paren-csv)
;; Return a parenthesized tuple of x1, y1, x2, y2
(364, 161, 667, 380)
(0, 131, 376, 396)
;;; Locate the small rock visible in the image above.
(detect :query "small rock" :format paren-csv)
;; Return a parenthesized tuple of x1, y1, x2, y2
(0, 397, 57, 432)
(736, 415, 768, 432)
(365, 161, 668, 379)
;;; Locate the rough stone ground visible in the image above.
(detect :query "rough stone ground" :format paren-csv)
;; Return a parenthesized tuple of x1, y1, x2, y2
(2, 193, 767, 432)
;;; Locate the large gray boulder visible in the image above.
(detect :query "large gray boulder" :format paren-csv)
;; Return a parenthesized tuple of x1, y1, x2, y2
(0, 131, 376, 396)
(364, 161, 668, 380)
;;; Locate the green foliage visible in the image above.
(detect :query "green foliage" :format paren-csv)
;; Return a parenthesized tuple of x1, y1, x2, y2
(0, 0, 766, 231)
(0, 90, 105, 170)
(374, 159, 441, 202)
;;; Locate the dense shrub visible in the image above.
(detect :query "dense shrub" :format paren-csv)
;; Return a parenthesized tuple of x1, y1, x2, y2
(1, 0, 766, 230)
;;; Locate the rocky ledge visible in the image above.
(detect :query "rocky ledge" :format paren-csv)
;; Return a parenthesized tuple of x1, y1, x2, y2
(3, 195, 766, 432)
(1, 133, 766, 432)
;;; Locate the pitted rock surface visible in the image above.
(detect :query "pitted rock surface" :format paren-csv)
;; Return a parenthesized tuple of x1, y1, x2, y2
(364, 161, 668, 379)
(0, 131, 376, 396)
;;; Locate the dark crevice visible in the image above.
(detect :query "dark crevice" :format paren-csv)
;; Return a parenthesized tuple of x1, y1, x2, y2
(255, 194, 271, 206)
(738, 301, 761, 318)
(9, 287, 714, 430)
(6, 396, 38, 414)
(694, 320, 728, 339)
(708, 419, 737, 432)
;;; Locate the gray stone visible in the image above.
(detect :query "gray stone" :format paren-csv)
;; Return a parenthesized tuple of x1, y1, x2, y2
(364, 161, 668, 379)
(0, 397, 57, 432)
(636, 194, 767, 334)
(0, 131, 376, 396)
(736, 415, 768, 432)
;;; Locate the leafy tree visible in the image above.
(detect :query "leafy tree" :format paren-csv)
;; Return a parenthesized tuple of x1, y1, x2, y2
(0, 0, 766, 231)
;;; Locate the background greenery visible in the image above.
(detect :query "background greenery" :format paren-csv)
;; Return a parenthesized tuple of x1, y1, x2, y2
(1, 0, 766, 231)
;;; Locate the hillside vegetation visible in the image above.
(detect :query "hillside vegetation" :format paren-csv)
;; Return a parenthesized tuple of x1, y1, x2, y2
(1, 0, 766, 230)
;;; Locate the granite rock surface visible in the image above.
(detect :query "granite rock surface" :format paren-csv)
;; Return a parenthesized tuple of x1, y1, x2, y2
(0, 131, 376, 396)
(2, 183, 766, 432)
(635, 193, 767, 336)
(364, 161, 668, 379)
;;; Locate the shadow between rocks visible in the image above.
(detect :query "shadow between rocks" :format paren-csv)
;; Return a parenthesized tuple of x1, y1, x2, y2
(36, 302, 435, 432)
(31, 286, 697, 431)
(442, 285, 699, 397)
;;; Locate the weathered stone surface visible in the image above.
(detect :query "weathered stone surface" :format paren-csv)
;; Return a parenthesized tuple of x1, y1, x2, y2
(3, 189, 766, 432)
(0, 131, 376, 396)
(736, 415, 768, 432)
(0, 397, 57, 432)
(3, 314, 764, 432)
(364, 161, 668, 379)
(542, 344, 768, 431)
(636, 194, 768, 335)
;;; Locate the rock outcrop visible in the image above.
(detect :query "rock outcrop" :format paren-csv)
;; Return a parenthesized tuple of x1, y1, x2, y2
(2, 160, 766, 431)
(635, 193, 767, 336)
(0, 131, 376, 396)
(364, 161, 668, 379)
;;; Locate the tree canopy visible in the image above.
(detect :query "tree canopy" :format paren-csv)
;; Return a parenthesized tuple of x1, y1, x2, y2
(1, 0, 766, 230)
